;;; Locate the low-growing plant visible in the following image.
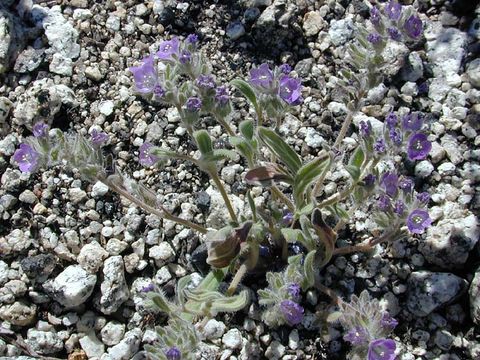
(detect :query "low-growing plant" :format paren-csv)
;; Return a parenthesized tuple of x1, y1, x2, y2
(12, 1, 429, 359)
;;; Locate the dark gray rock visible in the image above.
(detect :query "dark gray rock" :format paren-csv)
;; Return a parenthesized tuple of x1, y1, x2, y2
(407, 271, 467, 317)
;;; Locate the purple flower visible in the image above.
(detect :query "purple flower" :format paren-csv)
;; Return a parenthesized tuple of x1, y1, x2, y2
(287, 283, 301, 298)
(368, 338, 396, 360)
(141, 283, 155, 292)
(139, 142, 158, 167)
(13, 143, 40, 173)
(179, 50, 191, 64)
(402, 113, 423, 132)
(215, 86, 230, 106)
(359, 120, 372, 137)
(249, 63, 274, 88)
(129, 55, 159, 94)
(282, 211, 294, 226)
(404, 15, 423, 39)
(33, 122, 49, 137)
(377, 194, 391, 211)
(186, 34, 198, 44)
(398, 177, 413, 193)
(370, 6, 381, 25)
(389, 129, 402, 146)
(406, 209, 431, 234)
(280, 300, 304, 326)
(385, 1, 402, 21)
(344, 326, 369, 346)
(381, 172, 398, 198)
(381, 312, 398, 330)
(153, 84, 165, 98)
(367, 32, 382, 44)
(393, 200, 405, 216)
(387, 27, 402, 41)
(90, 129, 109, 146)
(407, 133, 431, 161)
(416, 192, 430, 204)
(364, 174, 376, 186)
(279, 64, 292, 74)
(385, 112, 398, 129)
(196, 74, 216, 90)
(165, 346, 181, 360)
(279, 75, 302, 105)
(185, 97, 202, 112)
(374, 138, 386, 154)
(156, 37, 180, 60)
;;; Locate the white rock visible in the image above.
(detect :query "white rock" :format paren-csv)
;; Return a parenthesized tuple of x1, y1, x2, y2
(92, 181, 109, 197)
(415, 160, 434, 178)
(102, 329, 141, 360)
(426, 25, 467, 78)
(98, 100, 114, 116)
(101, 321, 125, 346)
(79, 331, 105, 358)
(149, 242, 175, 266)
(26, 329, 63, 355)
(204, 319, 227, 340)
(43, 6, 80, 59)
(222, 328, 243, 349)
(99, 256, 129, 314)
(328, 18, 354, 46)
(49, 53, 73, 76)
(44, 265, 96, 307)
(303, 11, 326, 37)
(77, 241, 109, 273)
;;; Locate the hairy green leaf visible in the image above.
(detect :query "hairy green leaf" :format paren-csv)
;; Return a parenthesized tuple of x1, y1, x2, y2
(231, 79, 258, 110)
(293, 153, 331, 205)
(194, 130, 213, 156)
(258, 127, 301, 174)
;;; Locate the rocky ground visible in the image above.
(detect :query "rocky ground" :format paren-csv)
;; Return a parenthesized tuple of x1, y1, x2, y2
(0, 0, 480, 359)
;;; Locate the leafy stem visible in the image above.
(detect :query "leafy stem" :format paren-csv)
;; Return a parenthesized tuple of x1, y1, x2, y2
(102, 176, 208, 234)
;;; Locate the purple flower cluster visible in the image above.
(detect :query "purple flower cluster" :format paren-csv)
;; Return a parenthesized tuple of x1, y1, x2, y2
(249, 63, 303, 105)
(376, 111, 431, 162)
(376, 170, 431, 234)
(280, 299, 304, 326)
(129, 34, 200, 95)
(367, 1, 423, 45)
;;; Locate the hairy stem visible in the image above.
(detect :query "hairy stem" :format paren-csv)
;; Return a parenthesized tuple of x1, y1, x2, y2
(271, 185, 295, 212)
(214, 114, 235, 137)
(227, 263, 248, 296)
(103, 178, 208, 234)
(208, 170, 238, 224)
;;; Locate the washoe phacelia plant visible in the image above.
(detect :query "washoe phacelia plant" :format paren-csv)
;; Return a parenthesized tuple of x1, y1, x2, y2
(12, 1, 429, 359)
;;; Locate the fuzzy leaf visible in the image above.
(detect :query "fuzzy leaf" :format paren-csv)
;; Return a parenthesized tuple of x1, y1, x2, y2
(293, 153, 331, 205)
(349, 147, 365, 168)
(211, 290, 250, 313)
(149, 293, 173, 314)
(239, 119, 255, 140)
(258, 127, 301, 174)
(231, 79, 258, 110)
(303, 250, 317, 289)
(326, 311, 343, 323)
(345, 164, 361, 182)
(194, 130, 213, 156)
